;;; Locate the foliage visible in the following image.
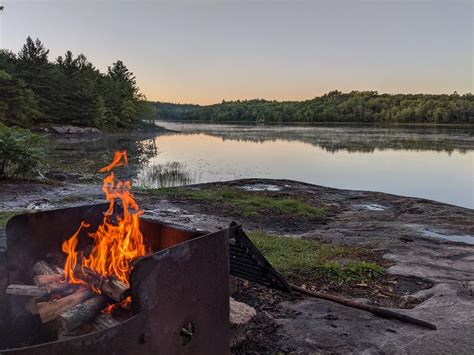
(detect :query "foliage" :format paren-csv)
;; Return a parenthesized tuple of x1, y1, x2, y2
(155, 102, 200, 120)
(156, 90, 474, 124)
(0, 37, 147, 129)
(0, 123, 47, 179)
(248, 231, 385, 283)
(146, 186, 326, 218)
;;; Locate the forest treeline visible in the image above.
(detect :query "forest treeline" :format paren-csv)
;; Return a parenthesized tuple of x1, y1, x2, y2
(0, 37, 151, 129)
(156, 91, 473, 124)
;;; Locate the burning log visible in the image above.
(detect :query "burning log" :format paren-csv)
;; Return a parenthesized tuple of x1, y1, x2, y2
(33, 260, 65, 276)
(73, 265, 129, 302)
(58, 296, 107, 331)
(6, 284, 48, 298)
(37, 288, 93, 323)
(92, 314, 120, 331)
(101, 277, 129, 302)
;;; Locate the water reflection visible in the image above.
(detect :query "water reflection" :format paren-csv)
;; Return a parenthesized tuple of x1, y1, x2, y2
(45, 123, 474, 208)
(47, 133, 158, 183)
(158, 122, 474, 154)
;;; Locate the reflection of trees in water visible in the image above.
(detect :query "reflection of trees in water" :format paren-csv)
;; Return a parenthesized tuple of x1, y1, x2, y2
(135, 161, 193, 188)
(165, 125, 473, 154)
(46, 133, 159, 182)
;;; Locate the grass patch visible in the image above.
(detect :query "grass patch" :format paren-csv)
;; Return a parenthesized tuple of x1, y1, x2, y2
(248, 231, 385, 284)
(146, 186, 325, 218)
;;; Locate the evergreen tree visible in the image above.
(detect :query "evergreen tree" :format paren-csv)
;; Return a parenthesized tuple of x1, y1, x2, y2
(0, 37, 147, 129)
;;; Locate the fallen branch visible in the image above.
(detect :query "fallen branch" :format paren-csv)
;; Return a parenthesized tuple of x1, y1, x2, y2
(290, 284, 437, 330)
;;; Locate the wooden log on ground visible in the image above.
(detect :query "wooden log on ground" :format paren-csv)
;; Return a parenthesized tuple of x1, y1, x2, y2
(34, 274, 65, 286)
(58, 296, 107, 331)
(37, 288, 93, 323)
(101, 277, 129, 302)
(92, 314, 120, 331)
(33, 260, 65, 276)
(290, 284, 437, 330)
(6, 284, 48, 298)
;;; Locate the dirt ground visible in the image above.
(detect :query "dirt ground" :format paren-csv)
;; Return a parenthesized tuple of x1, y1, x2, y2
(0, 178, 473, 354)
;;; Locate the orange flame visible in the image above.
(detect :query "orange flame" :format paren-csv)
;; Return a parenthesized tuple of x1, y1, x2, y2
(62, 151, 147, 288)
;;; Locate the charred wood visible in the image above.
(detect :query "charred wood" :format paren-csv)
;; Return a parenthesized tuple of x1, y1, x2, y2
(58, 296, 107, 331)
(101, 277, 129, 302)
(33, 261, 65, 276)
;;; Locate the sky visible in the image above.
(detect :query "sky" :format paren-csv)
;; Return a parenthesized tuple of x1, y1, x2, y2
(0, 0, 472, 104)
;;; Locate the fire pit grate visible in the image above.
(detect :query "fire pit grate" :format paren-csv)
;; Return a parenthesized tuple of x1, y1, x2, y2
(228, 223, 291, 293)
(1, 204, 231, 354)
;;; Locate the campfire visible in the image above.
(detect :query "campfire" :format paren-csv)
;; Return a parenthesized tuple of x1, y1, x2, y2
(6, 151, 149, 336)
(2, 151, 231, 353)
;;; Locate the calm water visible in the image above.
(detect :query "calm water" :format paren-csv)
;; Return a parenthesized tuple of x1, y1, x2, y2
(137, 122, 473, 208)
(48, 122, 474, 208)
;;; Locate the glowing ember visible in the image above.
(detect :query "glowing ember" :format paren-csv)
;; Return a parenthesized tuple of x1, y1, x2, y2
(62, 150, 147, 288)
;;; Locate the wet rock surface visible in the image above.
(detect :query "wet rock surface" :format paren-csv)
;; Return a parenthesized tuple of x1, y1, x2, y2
(0, 178, 473, 354)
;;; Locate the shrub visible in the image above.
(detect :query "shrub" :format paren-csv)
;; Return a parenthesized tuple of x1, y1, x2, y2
(0, 123, 47, 179)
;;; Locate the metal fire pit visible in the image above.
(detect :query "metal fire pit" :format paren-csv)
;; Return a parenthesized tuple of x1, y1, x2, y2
(1, 204, 231, 354)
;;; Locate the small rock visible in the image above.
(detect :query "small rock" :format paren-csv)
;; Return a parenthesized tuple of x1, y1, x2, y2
(230, 297, 257, 325)
(230, 297, 257, 348)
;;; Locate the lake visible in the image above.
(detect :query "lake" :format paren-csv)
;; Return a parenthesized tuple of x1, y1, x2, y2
(48, 122, 474, 208)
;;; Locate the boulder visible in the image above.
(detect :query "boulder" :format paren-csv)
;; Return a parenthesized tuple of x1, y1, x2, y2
(47, 125, 102, 135)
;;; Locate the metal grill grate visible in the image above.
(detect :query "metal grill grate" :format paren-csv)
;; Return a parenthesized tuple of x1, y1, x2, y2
(228, 223, 291, 293)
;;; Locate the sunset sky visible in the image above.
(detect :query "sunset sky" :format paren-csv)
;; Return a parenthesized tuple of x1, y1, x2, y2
(1, 0, 472, 104)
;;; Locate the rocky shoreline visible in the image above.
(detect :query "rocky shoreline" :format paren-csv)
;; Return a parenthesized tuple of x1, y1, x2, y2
(0, 178, 472, 354)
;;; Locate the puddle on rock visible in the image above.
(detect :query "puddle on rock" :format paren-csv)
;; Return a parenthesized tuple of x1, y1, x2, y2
(423, 228, 474, 245)
(241, 184, 281, 192)
(353, 203, 387, 211)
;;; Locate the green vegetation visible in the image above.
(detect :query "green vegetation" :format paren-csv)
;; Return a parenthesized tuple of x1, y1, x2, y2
(248, 231, 385, 283)
(155, 102, 200, 121)
(0, 123, 47, 179)
(156, 90, 473, 124)
(0, 37, 152, 130)
(146, 186, 325, 218)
